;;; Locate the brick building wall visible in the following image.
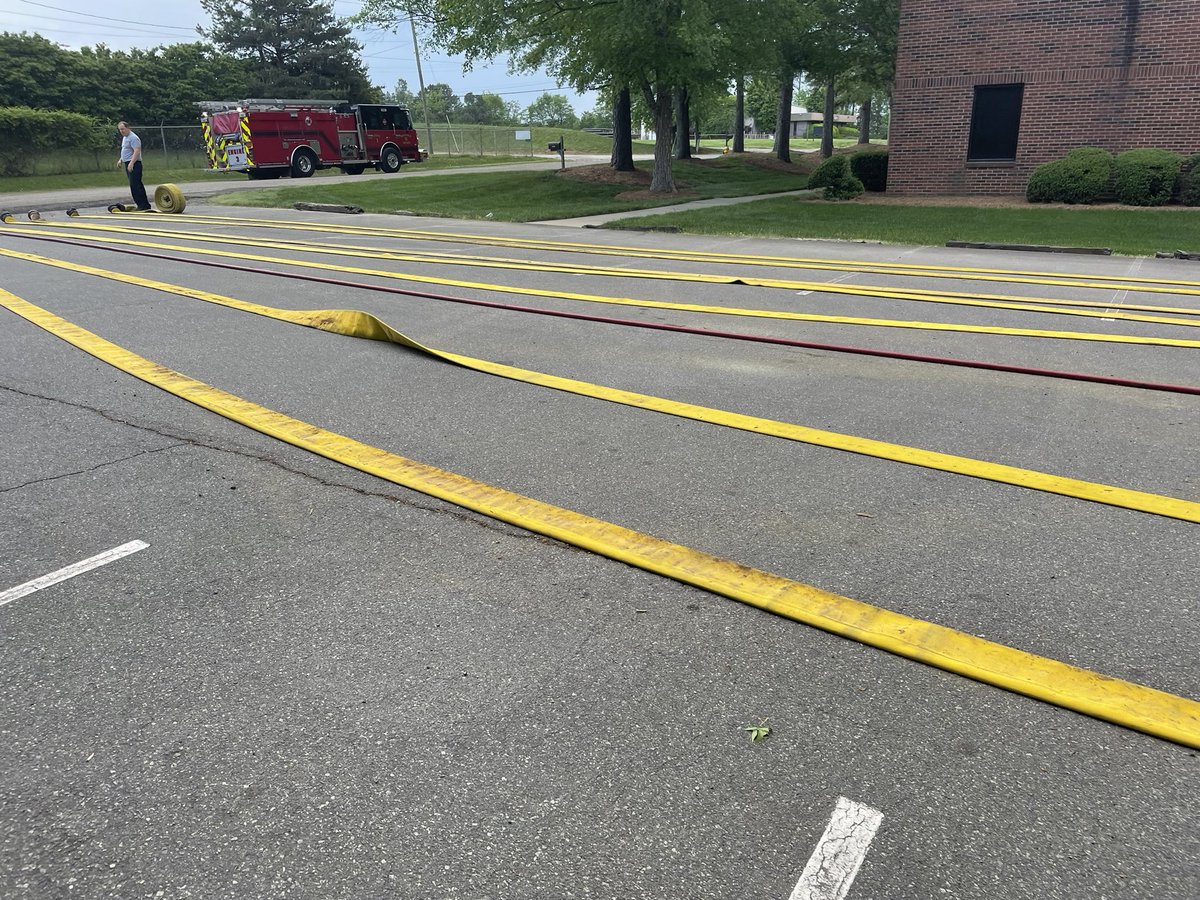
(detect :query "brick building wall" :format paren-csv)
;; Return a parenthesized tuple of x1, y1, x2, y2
(888, 0, 1200, 195)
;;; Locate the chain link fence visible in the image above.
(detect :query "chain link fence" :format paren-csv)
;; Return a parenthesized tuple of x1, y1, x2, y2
(13, 123, 571, 177)
(410, 126, 541, 158)
(20, 124, 208, 175)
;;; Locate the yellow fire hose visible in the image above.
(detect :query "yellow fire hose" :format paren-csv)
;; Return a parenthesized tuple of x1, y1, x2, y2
(2, 285, 1198, 750)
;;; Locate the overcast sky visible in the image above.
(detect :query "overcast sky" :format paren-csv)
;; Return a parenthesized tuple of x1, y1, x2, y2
(0, 0, 600, 113)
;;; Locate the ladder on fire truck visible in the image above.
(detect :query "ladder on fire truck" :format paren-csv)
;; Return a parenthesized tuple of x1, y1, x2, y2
(197, 99, 350, 112)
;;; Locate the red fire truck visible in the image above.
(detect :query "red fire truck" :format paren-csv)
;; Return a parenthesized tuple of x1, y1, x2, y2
(199, 99, 425, 179)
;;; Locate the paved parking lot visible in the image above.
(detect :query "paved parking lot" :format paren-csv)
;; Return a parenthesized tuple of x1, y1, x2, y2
(2, 200, 1197, 899)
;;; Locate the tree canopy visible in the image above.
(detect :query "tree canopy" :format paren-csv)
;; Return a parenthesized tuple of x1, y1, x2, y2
(0, 33, 253, 124)
(199, 0, 377, 102)
(525, 93, 578, 129)
(360, 0, 745, 191)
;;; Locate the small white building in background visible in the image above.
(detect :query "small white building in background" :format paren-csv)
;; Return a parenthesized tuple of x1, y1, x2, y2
(746, 107, 859, 138)
(638, 107, 858, 141)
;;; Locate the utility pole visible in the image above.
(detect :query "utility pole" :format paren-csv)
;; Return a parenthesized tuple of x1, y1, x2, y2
(409, 9, 434, 157)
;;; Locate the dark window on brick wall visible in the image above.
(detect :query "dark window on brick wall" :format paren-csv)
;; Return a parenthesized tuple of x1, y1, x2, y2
(967, 84, 1024, 162)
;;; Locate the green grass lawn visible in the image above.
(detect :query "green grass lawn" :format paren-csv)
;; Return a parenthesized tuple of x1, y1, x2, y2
(0, 154, 548, 194)
(605, 196, 1200, 256)
(11, 138, 1195, 256)
(212, 155, 810, 222)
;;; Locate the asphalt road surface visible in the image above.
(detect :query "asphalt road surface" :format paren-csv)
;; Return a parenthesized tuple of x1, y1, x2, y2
(1, 196, 1197, 900)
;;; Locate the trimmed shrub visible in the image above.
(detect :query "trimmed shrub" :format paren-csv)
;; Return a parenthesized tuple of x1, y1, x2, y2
(1114, 148, 1183, 206)
(807, 154, 864, 200)
(850, 150, 888, 192)
(1026, 147, 1113, 204)
(1175, 153, 1200, 207)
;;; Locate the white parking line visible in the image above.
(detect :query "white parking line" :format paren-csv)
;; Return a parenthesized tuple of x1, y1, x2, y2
(788, 797, 884, 900)
(1104, 257, 1145, 321)
(797, 272, 859, 296)
(0, 540, 149, 608)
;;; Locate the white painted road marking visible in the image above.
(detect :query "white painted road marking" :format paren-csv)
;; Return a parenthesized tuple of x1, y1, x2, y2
(789, 796, 884, 900)
(797, 272, 859, 297)
(1105, 257, 1145, 321)
(0, 540, 149, 608)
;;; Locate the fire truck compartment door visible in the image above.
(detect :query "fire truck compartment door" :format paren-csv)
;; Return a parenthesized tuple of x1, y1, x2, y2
(338, 131, 361, 158)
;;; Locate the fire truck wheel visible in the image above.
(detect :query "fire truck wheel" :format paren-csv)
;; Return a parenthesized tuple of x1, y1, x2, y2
(380, 146, 403, 174)
(341, 165, 366, 175)
(291, 150, 317, 178)
(153, 184, 187, 214)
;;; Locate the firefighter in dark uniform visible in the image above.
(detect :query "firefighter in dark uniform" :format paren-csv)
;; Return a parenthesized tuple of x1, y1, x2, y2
(116, 121, 151, 211)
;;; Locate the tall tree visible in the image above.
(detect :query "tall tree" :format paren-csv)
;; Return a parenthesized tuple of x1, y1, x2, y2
(525, 92, 578, 128)
(750, 1, 818, 162)
(610, 86, 634, 172)
(199, 0, 376, 102)
(416, 83, 461, 122)
(133, 43, 254, 122)
(772, 72, 795, 162)
(385, 78, 416, 106)
(858, 96, 872, 144)
(803, 0, 899, 154)
(743, 76, 778, 134)
(358, 0, 740, 193)
(821, 77, 836, 157)
(674, 86, 691, 160)
(578, 93, 612, 129)
(461, 92, 511, 124)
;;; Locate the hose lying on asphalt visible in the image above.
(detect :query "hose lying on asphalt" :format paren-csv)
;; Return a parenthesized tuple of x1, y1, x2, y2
(3, 285, 1198, 751)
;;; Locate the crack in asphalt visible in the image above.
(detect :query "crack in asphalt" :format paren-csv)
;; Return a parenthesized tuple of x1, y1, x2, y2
(0, 382, 570, 549)
(0, 442, 187, 494)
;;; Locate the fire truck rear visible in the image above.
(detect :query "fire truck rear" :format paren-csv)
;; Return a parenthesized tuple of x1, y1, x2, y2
(199, 99, 425, 179)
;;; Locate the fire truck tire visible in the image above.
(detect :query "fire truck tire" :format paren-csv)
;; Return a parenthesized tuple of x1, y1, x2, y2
(380, 146, 403, 174)
(341, 164, 367, 175)
(291, 150, 318, 178)
(153, 184, 187, 214)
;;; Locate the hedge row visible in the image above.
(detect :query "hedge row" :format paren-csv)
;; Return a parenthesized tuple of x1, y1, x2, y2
(0, 107, 112, 177)
(1027, 147, 1200, 206)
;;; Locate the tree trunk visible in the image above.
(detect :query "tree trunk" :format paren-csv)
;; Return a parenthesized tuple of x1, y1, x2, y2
(610, 86, 635, 172)
(858, 97, 872, 145)
(674, 85, 691, 160)
(772, 71, 793, 162)
(821, 78, 836, 158)
(733, 75, 745, 153)
(646, 82, 676, 193)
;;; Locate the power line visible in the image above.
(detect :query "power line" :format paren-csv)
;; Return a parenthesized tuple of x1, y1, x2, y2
(1, 9, 192, 39)
(15, 0, 196, 30)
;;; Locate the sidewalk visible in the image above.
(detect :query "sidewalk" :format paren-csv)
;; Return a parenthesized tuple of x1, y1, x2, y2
(532, 188, 820, 227)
